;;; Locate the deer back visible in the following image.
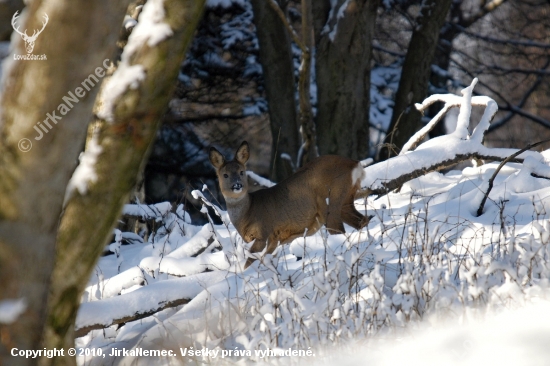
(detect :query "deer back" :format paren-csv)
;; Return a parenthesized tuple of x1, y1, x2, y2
(210, 142, 366, 248)
(247, 155, 363, 241)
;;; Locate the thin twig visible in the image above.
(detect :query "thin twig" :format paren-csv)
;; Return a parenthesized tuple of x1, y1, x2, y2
(476, 139, 550, 216)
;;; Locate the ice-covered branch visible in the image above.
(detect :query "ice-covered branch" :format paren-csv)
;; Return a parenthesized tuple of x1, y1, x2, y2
(401, 80, 497, 154)
(362, 78, 542, 196)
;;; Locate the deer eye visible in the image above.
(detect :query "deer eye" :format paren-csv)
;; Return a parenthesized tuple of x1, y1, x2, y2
(223, 174, 228, 178)
(240, 171, 244, 176)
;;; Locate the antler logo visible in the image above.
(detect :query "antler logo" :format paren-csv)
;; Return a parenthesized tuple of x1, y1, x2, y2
(11, 11, 49, 54)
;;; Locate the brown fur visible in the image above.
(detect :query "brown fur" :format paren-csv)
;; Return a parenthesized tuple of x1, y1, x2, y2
(209, 141, 369, 268)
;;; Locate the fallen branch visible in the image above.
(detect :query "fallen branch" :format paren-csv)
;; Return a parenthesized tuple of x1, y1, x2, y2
(75, 297, 190, 338)
(362, 141, 541, 197)
(75, 271, 227, 338)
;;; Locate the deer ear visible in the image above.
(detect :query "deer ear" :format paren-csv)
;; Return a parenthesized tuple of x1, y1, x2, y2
(209, 147, 225, 169)
(235, 141, 249, 165)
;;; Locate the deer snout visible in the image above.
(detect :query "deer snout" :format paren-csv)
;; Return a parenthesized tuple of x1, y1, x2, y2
(231, 183, 243, 192)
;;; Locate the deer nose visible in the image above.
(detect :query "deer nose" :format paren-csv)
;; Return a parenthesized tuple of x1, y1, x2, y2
(232, 183, 243, 191)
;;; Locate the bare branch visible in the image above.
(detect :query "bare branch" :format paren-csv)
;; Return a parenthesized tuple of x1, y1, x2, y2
(488, 65, 550, 76)
(460, 0, 507, 28)
(489, 59, 549, 132)
(457, 25, 550, 49)
(450, 57, 550, 131)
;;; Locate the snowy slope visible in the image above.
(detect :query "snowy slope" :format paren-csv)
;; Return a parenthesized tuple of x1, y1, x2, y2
(75, 84, 550, 365)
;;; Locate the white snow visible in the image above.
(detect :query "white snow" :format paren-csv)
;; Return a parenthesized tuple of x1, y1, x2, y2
(96, 65, 145, 122)
(124, 0, 173, 57)
(97, 0, 172, 122)
(247, 170, 275, 188)
(64, 133, 102, 201)
(320, 299, 550, 366)
(322, 0, 351, 42)
(76, 270, 228, 331)
(364, 78, 541, 194)
(123, 15, 138, 31)
(0, 298, 27, 324)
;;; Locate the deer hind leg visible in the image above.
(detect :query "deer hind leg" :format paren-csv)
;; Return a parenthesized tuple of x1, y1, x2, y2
(326, 213, 345, 234)
(324, 191, 346, 235)
(341, 195, 370, 230)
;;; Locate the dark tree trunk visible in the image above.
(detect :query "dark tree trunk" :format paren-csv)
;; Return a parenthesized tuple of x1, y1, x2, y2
(379, 0, 453, 161)
(297, 0, 318, 166)
(314, 0, 378, 160)
(250, 0, 300, 182)
(428, 1, 463, 138)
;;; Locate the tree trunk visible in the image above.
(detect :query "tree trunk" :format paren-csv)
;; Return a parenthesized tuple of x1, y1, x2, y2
(297, 0, 318, 166)
(250, 0, 300, 181)
(314, 0, 378, 160)
(379, 0, 453, 160)
(39, 1, 206, 365)
(0, 1, 127, 364)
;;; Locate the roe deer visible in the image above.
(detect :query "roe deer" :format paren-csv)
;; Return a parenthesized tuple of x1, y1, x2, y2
(209, 141, 370, 268)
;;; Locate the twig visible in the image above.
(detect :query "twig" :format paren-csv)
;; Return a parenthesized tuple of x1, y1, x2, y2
(476, 139, 550, 216)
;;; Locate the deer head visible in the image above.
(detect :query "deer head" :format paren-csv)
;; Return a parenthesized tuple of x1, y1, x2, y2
(12, 11, 49, 54)
(209, 141, 250, 201)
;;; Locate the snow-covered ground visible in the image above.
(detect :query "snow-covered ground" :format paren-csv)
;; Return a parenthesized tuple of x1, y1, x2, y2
(75, 85, 550, 365)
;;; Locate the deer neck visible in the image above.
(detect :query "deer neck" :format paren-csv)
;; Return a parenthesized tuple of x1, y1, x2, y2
(224, 193, 251, 229)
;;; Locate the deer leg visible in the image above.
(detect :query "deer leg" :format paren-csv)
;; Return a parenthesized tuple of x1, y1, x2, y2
(245, 239, 267, 268)
(324, 193, 346, 234)
(341, 196, 370, 230)
(326, 213, 345, 234)
(244, 238, 281, 268)
(323, 181, 360, 235)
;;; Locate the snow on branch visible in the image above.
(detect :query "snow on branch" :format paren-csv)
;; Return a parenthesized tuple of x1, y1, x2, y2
(75, 271, 227, 338)
(362, 78, 542, 196)
(247, 171, 275, 188)
(97, 0, 173, 122)
(122, 201, 172, 221)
